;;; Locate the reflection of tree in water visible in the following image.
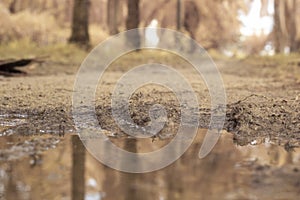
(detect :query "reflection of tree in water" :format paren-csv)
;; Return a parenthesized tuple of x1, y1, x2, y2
(117, 138, 159, 200)
(102, 137, 120, 199)
(120, 138, 139, 200)
(165, 138, 184, 200)
(71, 135, 85, 200)
(163, 131, 244, 199)
(95, 138, 141, 200)
(5, 164, 19, 200)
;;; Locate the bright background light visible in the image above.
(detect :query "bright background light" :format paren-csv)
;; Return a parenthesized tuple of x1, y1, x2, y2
(145, 19, 160, 47)
(239, 0, 274, 36)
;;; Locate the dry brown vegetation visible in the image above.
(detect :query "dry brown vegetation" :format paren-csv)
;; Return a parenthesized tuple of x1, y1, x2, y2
(1, 0, 300, 54)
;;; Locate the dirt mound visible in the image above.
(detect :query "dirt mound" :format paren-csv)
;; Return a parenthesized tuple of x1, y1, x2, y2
(226, 95, 300, 148)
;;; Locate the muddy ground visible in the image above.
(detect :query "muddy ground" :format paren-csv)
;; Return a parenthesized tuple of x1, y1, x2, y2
(0, 50, 300, 148)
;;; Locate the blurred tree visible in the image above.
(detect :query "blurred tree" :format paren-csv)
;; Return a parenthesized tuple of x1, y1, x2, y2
(196, 0, 245, 49)
(260, 0, 269, 16)
(184, 1, 200, 52)
(274, 0, 287, 53)
(184, 1, 200, 41)
(69, 0, 90, 48)
(285, 0, 299, 52)
(126, 0, 140, 30)
(140, 0, 245, 50)
(64, 0, 73, 23)
(176, 0, 183, 31)
(143, 0, 171, 26)
(8, 0, 17, 13)
(274, 0, 299, 53)
(107, 0, 119, 35)
(126, 0, 140, 48)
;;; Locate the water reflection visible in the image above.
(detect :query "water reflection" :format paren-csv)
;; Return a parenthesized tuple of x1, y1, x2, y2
(72, 135, 86, 200)
(0, 130, 299, 200)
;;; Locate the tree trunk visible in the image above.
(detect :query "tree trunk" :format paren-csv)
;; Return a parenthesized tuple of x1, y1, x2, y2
(260, 0, 269, 17)
(274, 0, 286, 53)
(286, 0, 298, 52)
(126, 0, 140, 48)
(9, 0, 18, 13)
(107, 0, 119, 35)
(65, 0, 73, 23)
(126, 0, 140, 30)
(184, 1, 199, 52)
(176, 0, 182, 31)
(69, 0, 90, 48)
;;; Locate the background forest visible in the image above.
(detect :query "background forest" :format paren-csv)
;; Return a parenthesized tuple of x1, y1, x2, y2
(0, 0, 300, 56)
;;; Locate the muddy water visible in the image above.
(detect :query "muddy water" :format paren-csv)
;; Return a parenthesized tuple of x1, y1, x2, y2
(0, 130, 299, 200)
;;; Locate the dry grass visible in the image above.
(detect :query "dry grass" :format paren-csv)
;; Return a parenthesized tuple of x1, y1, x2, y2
(0, 2, 109, 65)
(0, 3, 63, 44)
(0, 2, 108, 47)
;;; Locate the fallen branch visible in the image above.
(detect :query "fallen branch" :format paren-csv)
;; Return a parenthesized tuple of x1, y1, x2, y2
(0, 57, 46, 76)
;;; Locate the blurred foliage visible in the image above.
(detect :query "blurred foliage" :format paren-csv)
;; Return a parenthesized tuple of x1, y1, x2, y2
(0, 0, 243, 49)
(0, 0, 107, 46)
(0, 0, 299, 54)
(140, 0, 246, 49)
(0, 5, 64, 44)
(196, 0, 246, 49)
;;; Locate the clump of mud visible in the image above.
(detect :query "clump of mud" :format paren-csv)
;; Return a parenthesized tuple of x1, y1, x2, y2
(96, 90, 182, 139)
(226, 95, 300, 148)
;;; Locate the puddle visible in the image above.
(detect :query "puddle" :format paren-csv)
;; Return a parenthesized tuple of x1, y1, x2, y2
(0, 130, 299, 200)
(0, 113, 75, 137)
(0, 114, 28, 136)
(0, 135, 60, 162)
